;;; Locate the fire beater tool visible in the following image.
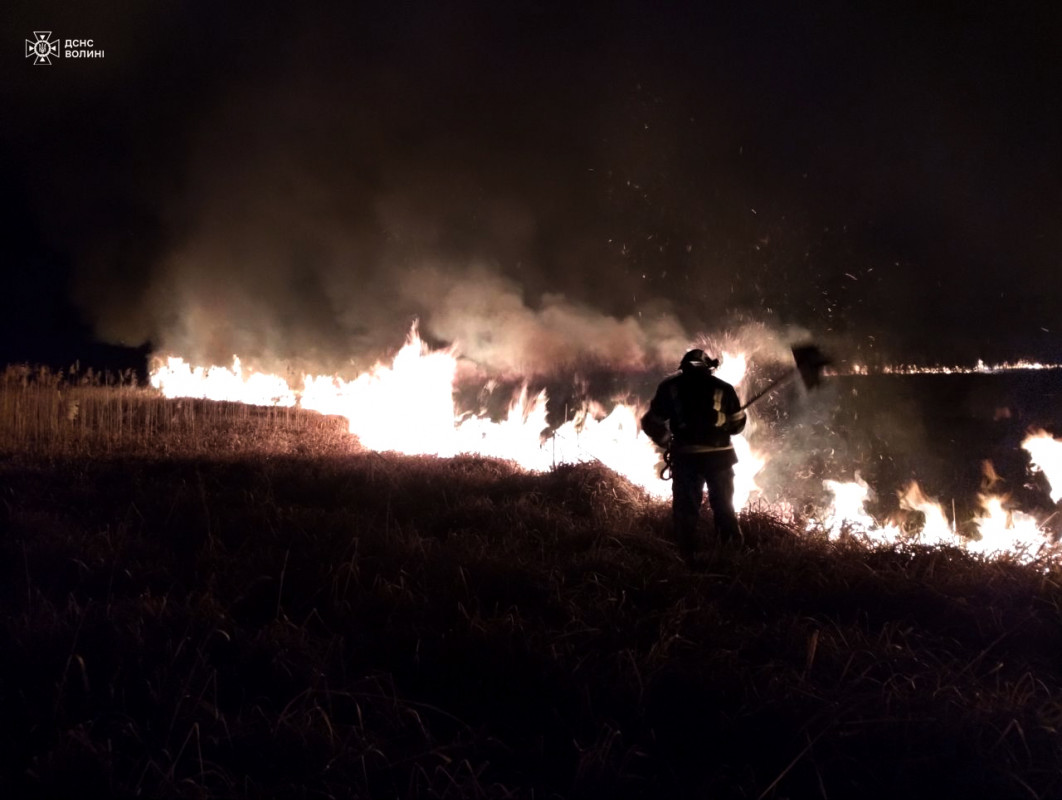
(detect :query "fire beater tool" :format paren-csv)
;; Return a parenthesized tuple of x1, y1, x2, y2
(739, 343, 832, 410)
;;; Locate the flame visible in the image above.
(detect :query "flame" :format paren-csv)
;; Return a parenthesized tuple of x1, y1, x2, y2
(895, 481, 954, 545)
(713, 351, 747, 387)
(967, 493, 1047, 559)
(815, 474, 887, 541)
(1022, 429, 1062, 503)
(151, 356, 298, 406)
(151, 326, 1060, 562)
(151, 325, 764, 504)
(812, 472, 1055, 563)
(833, 360, 1062, 376)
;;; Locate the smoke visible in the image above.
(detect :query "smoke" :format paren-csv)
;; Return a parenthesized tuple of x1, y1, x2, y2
(400, 266, 695, 376)
(65, 6, 753, 378)
(47, 9, 812, 372)
(41, 2, 1058, 378)
(4, 1, 1061, 379)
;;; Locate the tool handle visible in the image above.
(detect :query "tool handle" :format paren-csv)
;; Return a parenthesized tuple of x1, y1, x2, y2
(739, 369, 797, 410)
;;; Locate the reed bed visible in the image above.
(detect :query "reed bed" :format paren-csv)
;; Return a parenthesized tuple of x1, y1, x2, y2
(0, 365, 354, 457)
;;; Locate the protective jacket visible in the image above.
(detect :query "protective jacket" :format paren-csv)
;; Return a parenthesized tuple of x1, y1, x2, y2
(641, 368, 746, 466)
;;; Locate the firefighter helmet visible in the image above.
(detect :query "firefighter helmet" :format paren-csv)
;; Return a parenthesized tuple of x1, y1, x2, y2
(679, 348, 719, 372)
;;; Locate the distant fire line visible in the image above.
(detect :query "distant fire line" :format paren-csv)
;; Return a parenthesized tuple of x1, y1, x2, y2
(832, 360, 1062, 377)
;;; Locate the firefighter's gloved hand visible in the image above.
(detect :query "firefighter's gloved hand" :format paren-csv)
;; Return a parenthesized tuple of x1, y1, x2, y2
(725, 409, 747, 435)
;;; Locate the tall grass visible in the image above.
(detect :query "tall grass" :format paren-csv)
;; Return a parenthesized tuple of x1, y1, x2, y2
(0, 365, 354, 457)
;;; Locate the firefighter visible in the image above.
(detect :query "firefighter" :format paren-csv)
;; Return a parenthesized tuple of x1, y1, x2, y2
(641, 349, 747, 559)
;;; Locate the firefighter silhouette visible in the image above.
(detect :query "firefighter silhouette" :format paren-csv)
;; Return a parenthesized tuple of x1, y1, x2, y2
(641, 349, 747, 559)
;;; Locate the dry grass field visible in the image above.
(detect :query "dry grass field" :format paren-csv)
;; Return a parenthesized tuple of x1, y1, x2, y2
(2, 367, 1062, 799)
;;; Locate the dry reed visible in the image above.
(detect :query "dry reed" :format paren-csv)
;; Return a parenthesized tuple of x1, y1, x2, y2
(0, 364, 354, 457)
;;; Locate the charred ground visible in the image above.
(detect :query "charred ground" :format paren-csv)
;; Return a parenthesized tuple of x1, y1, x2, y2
(1, 380, 1062, 799)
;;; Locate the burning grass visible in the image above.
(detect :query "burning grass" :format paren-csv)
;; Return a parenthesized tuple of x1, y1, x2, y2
(2, 383, 1062, 798)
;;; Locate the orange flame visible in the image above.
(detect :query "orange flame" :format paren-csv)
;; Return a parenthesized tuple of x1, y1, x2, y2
(1022, 429, 1062, 504)
(813, 474, 1055, 563)
(151, 326, 1060, 561)
(151, 324, 764, 504)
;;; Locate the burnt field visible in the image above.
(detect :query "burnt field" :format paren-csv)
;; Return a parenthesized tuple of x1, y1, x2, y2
(2, 379, 1062, 798)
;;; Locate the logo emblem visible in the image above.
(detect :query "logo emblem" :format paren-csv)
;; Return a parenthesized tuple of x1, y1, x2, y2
(25, 31, 59, 65)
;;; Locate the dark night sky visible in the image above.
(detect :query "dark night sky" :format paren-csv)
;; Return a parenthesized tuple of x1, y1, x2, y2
(3, 0, 1061, 374)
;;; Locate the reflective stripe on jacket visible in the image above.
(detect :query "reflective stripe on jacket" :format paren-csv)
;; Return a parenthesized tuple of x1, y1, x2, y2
(640, 368, 745, 453)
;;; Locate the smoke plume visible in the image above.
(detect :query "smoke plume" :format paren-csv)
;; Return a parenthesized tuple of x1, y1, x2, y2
(8, 1, 1051, 375)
